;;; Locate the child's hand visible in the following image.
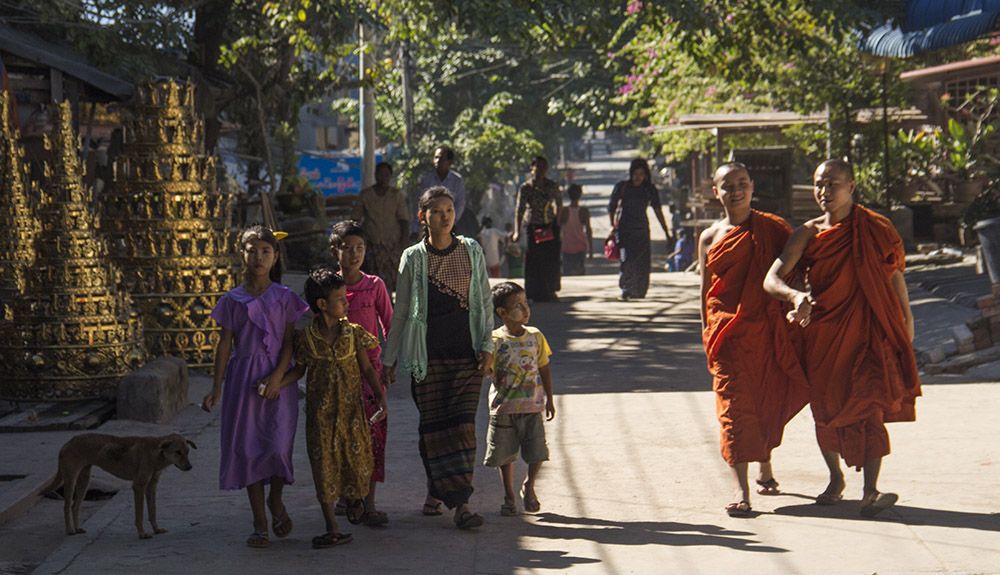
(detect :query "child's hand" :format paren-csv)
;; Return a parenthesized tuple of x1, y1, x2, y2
(477, 351, 493, 376)
(260, 372, 284, 400)
(201, 390, 220, 413)
(382, 364, 396, 386)
(370, 396, 388, 424)
(545, 400, 556, 421)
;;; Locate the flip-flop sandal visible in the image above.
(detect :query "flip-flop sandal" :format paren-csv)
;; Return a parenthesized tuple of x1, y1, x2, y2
(455, 510, 484, 529)
(725, 501, 753, 518)
(500, 501, 517, 517)
(756, 478, 780, 496)
(860, 492, 898, 518)
(362, 509, 389, 527)
(271, 510, 293, 538)
(345, 499, 367, 525)
(422, 501, 443, 516)
(815, 491, 844, 506)
(246, 531, 270, 548)
(520, 484, 540, 513)
(311, 531, 353, 549)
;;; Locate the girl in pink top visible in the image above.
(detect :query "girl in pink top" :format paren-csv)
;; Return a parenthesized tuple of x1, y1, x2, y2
(558, 184, 593, 276)
(329, 219, 393, 527)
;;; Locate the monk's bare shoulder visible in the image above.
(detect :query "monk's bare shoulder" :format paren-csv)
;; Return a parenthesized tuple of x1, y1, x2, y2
(699, 220, 726, 252)
(783, 220, 820, 254)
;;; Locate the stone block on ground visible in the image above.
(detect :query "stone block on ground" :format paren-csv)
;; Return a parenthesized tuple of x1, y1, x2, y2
(934, 346, 1000, 374)
(116, 356, 189, 424)
(952, 324, 975, 346)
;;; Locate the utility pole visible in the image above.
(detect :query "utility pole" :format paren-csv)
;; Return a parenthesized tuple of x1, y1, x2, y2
(359, 18, 376, 189)
(400, 39, 414, 149)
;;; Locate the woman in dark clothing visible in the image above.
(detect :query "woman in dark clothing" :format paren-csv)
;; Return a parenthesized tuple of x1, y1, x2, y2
(512, 156, 562, 302)
(609, 158, 671, 300)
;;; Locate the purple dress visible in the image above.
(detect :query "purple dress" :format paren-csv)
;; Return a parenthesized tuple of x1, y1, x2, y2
(345, 273, 392, 482)
(211, 283, 310, 490)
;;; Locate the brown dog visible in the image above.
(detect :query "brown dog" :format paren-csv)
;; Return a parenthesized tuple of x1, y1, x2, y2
(49, 433, 196, 539)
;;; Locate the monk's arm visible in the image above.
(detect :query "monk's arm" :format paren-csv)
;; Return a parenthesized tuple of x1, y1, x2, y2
(763, 226, 815, 326)
(697, 227, 713, 329)
(890, 270, 915, 342)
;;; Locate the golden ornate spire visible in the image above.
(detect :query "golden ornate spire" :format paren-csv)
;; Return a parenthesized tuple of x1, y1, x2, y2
(0, 90, 38, 313)
(0, 101, 145, 401)
(102, 79, 237, 367)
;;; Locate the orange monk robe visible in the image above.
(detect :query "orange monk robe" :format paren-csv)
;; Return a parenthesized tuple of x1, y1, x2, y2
(703, 210, 810, 465)
(800, 205, 921, 469)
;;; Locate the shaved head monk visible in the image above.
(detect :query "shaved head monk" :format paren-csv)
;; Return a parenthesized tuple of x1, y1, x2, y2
(698, 163, 809, 517)
(763, 159, 920, 518)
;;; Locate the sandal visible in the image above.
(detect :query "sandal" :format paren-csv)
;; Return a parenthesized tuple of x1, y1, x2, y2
(271, 510, 293, 539)
(756, 478, 780, 496)
(860, 491, 898, 518)
(500, 501, 517, 517)
(520, 484, 540, 513)
(725, 501, 753, 518)
(455, 510, 484, 529)
(246, 531, 270, 548)
(311, 531, 353, 549)
(362, 509, 389, 527)
(345, 499, 367, 525)
(421, 501, 443, 516)
(815, 491, 844, 506)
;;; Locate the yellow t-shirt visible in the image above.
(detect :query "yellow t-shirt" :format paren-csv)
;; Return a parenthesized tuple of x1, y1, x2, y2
(489, 325, 551, 415)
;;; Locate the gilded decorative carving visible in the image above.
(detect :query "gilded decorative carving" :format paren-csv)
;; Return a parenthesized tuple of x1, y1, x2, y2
(0, 91, 39, 318)
(0, 101, 146, 401)
(102, 79, 237, 367)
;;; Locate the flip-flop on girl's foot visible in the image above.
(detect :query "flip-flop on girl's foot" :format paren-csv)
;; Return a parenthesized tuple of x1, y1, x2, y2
(725, 501, 752, 518)
(271, 510, 293, 538)
(860, 492, 898, 518)
(345, 499, 367, 525)
(311, 531, 353, 549)
(756, 478, 780, 496)
(500, 501, 517, 517)
(455, 510, 484, 529)
(246, 531, 270, 548)
(815, 491, 844, 505)
(422, 501, 443, 516)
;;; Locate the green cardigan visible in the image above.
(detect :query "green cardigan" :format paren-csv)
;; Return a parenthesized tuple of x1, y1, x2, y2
(383, 236, 495, 381)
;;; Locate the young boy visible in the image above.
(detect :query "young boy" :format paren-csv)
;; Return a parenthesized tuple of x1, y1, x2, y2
(485, 281, 555, 516)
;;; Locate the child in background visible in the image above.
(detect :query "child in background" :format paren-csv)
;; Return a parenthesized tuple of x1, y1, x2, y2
(280, 266, 388, 548)
(505, 222, 524, 278)
(558, 184, 592, 276)
(485, 281, 555, 516)
(328, 220, 392, 527)
(202, 225, 311, 549)
(478, 217, 507, 278)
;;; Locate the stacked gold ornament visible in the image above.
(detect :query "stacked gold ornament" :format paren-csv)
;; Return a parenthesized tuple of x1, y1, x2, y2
(102, 79, 237, 368)
(0, 91, 39, 320)
(0, 101, 145, 400)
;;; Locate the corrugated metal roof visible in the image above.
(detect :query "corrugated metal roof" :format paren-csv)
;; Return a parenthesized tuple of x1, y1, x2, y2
(861, 10, 1000, 57)
(905, 0, 1000, 31)
(0, 23, 132, 99)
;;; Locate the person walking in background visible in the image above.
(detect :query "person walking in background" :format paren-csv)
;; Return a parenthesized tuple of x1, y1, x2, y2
(558, 184, 592, 276)
(764, 159, 920, 518)
(352, 162, 409, 293)
(478, 217, 507, 278)
(415, 145, 466, 237)
(505, 223, 525, 278)
(384, 186, 494, 530)
(608, 158, 670, 300)
(512, 156, 562, 302)
(202, 225, 311, 549)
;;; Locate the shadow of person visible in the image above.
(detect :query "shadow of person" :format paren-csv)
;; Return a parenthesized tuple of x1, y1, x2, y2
(520, 513, 788, 553)
(773, 503, 1000, 531)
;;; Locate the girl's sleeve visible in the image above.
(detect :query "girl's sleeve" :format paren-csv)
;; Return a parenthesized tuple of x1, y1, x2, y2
(383, 251, 412, 366)
(285, 290, 311, 323)
(472, 241, 495, 354)
(210, 294, 233, 330)
(374, 277, 392, 340)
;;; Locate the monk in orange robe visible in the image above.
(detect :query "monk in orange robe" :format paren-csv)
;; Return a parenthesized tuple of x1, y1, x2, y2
(699, 163, 809, 517)
(764, 159, 920, 518)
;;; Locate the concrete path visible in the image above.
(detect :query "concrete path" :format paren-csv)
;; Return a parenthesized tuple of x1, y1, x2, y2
(6, 271, 997, 575)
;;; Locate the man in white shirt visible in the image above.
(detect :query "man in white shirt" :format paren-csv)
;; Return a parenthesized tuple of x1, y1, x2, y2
(414, 145, 467, 235)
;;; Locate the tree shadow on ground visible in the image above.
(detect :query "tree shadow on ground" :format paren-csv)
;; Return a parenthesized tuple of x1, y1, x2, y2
(773, 502, 1000, 531)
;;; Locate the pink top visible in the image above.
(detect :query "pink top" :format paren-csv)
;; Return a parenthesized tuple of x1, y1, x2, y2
(561, 206, 588, 254)
(345, 273, 392, 372)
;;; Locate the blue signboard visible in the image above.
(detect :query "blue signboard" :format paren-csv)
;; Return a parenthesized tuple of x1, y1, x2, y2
(297, 153, 382, 197)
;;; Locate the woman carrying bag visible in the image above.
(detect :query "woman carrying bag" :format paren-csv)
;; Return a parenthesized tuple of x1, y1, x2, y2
(512, 156, 562, 302)
(608, 157, 670, 300)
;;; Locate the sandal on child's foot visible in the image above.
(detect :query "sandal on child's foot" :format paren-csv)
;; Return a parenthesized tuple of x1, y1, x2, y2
(271, 510, 293, 538)
(725, 501, 753, 518)
(362, 509, 389, 527)
(311, 532, 353, 549)
(455, 510, 484, 529)
(756, 478, 780, 496)
(246, 531, 270, 548)
(520, 484, 541, 513)
(500, 501, 517, 517)
(860, 492, 898, 518)
(421, 501, 443, 516)
(345, 499, 367, 525)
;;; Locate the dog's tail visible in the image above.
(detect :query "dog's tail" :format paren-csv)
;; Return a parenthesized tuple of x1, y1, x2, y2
(39, 472, 63, 499)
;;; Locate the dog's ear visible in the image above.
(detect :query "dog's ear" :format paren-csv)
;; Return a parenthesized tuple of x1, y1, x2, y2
(185, 439, 197, 450)
(158, 440, 172, 457)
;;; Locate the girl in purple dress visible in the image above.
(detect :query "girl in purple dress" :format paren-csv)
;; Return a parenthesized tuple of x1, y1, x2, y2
(329, 220, 392, 526)
(202, 225, 310, 549)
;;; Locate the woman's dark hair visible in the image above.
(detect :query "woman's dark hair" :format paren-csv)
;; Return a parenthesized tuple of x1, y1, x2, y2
(531, 156, 548, 168)
(567, 183, 583, 201)
(239, 224, 282, 284)
(629, 158, 652, 185)
(303, 264, 346, 314)
(434, 145, 455, 161)
(375, 161, 392, 175)
(491, 281, 525, 313)
(329, 219, 366, 249)
(417, 186, 455, 239)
